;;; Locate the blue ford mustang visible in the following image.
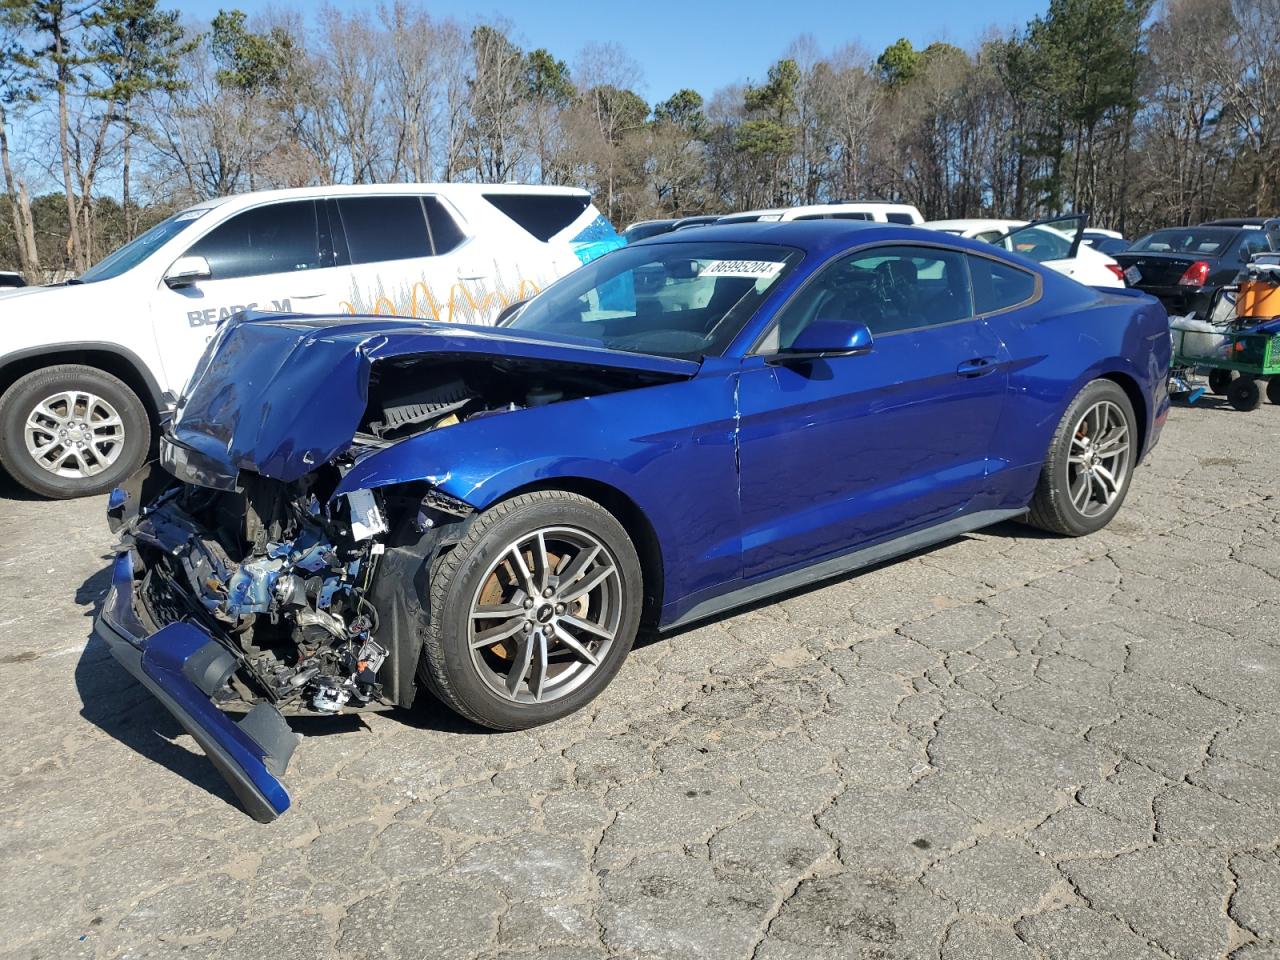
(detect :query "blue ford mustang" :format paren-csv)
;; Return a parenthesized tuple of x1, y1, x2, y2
(95, 221, 1170, 819)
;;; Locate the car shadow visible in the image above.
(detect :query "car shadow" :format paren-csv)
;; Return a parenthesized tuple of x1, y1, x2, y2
(68, 510, 1075, 800)
(0, 468, 40, 502)
(1176, 393, 1268, 414)
(75, 632, 244, 809)
(638, 531, 988, 647)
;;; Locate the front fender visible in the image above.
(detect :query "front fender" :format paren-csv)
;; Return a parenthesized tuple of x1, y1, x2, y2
(333, 400, 676, 508)
(333, 376, 743, 613)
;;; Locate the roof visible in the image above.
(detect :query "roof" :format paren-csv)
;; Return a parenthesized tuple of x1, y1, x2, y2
(1201, 218, 1276, 227)
(184, 182, 590, 213)
(923, 218, 1025, 233)
(632, 218, 997, 259)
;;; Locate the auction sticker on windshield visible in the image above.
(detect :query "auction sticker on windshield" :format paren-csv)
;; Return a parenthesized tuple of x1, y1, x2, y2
(698, 260, 786, 279)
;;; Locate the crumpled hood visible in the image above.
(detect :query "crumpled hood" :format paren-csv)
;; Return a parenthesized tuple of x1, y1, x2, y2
(170, 311, 697, 483)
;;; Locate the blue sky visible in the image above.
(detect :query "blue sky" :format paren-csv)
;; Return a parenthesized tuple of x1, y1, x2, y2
(179, 0, 1047, 102)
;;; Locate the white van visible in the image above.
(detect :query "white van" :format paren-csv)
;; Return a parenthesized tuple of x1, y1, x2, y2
(0, 183, 620, 498)
(718, 201, 925, 225)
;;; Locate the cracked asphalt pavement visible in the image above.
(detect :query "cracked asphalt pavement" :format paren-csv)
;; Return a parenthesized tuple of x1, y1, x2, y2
(2, 401, 1279, 960)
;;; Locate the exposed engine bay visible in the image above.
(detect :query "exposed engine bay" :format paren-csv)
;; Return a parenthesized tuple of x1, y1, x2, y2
(356, 354, 681, 445)
(127, 475, 398, 715)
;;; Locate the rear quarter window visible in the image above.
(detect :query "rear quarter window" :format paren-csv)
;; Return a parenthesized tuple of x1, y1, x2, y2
(970, 255, 1038, 314)
(483, 193, 591, 241)
(423, 196, 465, 254)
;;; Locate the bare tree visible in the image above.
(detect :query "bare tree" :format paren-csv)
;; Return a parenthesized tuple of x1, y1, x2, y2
(1221, 0, 1280, 212)
(0, 15, 39, 277)
(310, 7, 386, 184)
(466, 22, 526, 182)
(816, 45, 881, 203)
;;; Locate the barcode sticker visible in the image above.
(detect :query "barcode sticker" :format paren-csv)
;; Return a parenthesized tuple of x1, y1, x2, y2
(698, 260, 786, 279)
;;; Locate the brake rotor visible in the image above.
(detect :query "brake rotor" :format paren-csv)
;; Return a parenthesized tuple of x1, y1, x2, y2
(475, 546, 587, 660)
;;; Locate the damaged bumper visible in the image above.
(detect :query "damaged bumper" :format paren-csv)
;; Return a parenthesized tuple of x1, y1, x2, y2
(94, 549, 300, 822)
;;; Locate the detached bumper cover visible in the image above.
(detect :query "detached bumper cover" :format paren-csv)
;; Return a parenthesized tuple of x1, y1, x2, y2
(93, 551, 299, 822)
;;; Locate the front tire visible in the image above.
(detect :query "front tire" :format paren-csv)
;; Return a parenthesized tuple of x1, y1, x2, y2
(0, 364, 150, 499)
(419, 491, 643, 730)
(1025, 379, 1137, 537)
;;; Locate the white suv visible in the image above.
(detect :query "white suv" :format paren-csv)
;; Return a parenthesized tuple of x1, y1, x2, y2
(0, 183, 620, 498)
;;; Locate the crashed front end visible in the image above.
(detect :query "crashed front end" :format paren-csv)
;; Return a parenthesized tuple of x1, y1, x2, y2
(92, 312, 694, 820)
(96, 454, 465, 821)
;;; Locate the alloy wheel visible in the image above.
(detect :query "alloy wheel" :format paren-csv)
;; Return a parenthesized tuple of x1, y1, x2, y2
(1066, 399, 1131, 519)
(467, 526, 623, 704)
(23, 390, 126, 479)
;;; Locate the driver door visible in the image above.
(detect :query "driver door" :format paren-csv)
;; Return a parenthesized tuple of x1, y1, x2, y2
(736, 244, 1008, 580)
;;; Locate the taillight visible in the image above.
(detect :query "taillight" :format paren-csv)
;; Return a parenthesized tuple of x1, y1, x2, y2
(1178, 261, 1210, 286)
(1106, 263, 1125, 282)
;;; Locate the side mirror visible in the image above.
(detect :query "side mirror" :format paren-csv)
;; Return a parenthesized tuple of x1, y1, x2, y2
(775, 319, 874, 361)
(163, 255, 212, 288)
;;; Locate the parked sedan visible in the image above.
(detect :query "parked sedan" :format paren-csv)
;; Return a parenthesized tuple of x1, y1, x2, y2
(1113, 223, 1278, 317)
(95, 221, 1170, 820)
(1082, 229, 1129, 256)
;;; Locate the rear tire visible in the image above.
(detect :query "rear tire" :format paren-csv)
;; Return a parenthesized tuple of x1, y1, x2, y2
(1025, 379, 1137, 537)
(1207, 368, 1235, 395)
(418, 491, 643, 730)
(0, 364, 150, 499)
(1227, 377, 1262, 412)
(1265, 378, 1280, 406)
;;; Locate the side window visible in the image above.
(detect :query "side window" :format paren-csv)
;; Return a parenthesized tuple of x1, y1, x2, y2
(1238, 232, 1269, 261)
(885, 212, 916, 225)
(764, 245, 973, 351)
(483, 192, 590, 241)
(793, 212, 875, 221)
(423, 196, 465, 254)
(185, 200, 324, 281)
(336, 196, 431, 265)
(970, 255, 1037, 314)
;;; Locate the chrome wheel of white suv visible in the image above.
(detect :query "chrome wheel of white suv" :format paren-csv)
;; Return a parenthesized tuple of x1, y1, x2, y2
(23, 389, 126, 479)
(0, 364, 150, 499)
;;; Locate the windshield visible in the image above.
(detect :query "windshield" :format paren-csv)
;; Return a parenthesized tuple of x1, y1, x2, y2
(1129, 228, 1234, 256)
(77, 208, 210, 283)
(504, 241, 802, 359)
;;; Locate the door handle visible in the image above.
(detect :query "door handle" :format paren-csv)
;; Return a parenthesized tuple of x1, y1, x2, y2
(292, 292, 325, 300)
(956, 356, 998, 378)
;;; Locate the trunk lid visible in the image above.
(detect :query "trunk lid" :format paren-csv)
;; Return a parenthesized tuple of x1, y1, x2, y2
(1112, 251, 1217, 288)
